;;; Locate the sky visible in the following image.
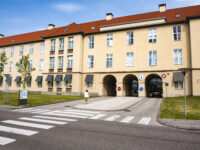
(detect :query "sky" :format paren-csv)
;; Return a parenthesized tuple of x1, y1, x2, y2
(1, 0, 200, 36)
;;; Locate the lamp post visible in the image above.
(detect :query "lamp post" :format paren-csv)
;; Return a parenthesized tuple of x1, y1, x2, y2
(3, 74, 10, 104)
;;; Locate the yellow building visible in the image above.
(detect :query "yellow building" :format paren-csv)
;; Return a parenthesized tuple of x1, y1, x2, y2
(0, 4, 200, 97)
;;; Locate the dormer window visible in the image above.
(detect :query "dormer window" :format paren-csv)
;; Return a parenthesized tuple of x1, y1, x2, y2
(91, 26, 95, 30)
(176, 14, 181, 18)
(64, 28, 69, 32)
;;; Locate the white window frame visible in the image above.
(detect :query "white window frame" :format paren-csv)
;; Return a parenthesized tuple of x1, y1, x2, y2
(51, 39, 56, 51)
(149, 51, 157, 66)
(48, 81, 53, 88)
(39, 59, 44, 70)
(50, 57, 54, 69)
(88, 55, 94, 68)
(57, 81, 62, 88)
(19, 45, 24, 56)
(126, 52, 134, 67)
(27, 81, 31, 88)
(9, 61, 13, 72)
(58, 56, 63, 69)
(126, 31, 134, 45)
(106, 54, 113, 68)
(38, 82, 42, 88)
(107, 33, 113, 47)
(29, 60, 33, 70)
(173, 25, 182, 41)
(29, 44, 34, 55)
(148, 29, 157, 43)
(88, 36, 94, 49)
(175, 81, 183, 89)
(87, 82, 93, 88)
(174, 49, 183, 65)
(68, 37, 74, 49)
(59, 38, 64, 50)
(11, 47, 14, 57)
(1, 48, 5, 53)
(66, 80, 72, 88)
(40, 42, 44, 54)
(67, 55, 73, 69)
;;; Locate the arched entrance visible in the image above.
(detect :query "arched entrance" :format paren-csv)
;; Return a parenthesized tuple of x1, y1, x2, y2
(123, 75, 138, 97)
(145, 74, 163, 97)
(103, 75, 117, 96)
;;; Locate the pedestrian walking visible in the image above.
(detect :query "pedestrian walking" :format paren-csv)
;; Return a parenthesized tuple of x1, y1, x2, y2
(83, 90, 89, 104)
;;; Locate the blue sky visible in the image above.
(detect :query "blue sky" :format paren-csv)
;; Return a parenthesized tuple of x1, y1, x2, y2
(1, 0, 200, 36)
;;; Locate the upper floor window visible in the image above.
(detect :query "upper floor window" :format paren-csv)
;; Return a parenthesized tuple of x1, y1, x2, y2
(40, 42, 44, 54)
(58, 56, 63, 69)
(149, 29, 157, 43)
(106, 54, 113, 68)
(107, 33, 113, 47)
(67, 55, 73, 68)
(10, 47, 14, 57)
(51, 39, 56, 51)
(49, 57, 54, 69)
(88, 36, 94, 49)
(1, 48, 5, 54)
(149, 51, 157, 66)
(173, 25, 182, 41)
(39, 59, 44, 70)
(59, 38, 64, 50)
(68, 37, 74, 49)
(127, 31, 134, 45)
(29, 60, 33, 70)
(19, 45, 24, 56)
(29, 44, 34, 55)
(174, 49, 182, 65)
(9, 61, 13, 72)
(88, 55, 94, 68)
(126, 52, 134, 67)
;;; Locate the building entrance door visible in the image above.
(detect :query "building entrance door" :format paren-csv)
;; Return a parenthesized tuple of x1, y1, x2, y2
(124, 75, 138, 97)
(103, 75, 117, 96)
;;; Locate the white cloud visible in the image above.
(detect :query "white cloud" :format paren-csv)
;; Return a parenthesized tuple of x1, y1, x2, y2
(175, 0, 200, 5)
(52, 3, 84, 13)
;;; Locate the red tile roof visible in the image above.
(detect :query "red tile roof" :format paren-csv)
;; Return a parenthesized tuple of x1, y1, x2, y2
(0, 5, 200, 47)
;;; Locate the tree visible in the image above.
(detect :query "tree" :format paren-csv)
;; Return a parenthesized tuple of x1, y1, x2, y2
(0, 52, 8, 78)
(16, 55, 35, 89)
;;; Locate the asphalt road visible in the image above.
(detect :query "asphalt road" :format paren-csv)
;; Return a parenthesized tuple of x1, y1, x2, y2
(0, 109, 200, 150)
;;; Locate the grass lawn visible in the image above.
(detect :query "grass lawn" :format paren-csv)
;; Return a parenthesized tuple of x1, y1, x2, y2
(159, 96, 200, 120)
(0, 92, 84, 107)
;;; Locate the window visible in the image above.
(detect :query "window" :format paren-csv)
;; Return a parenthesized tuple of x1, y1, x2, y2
(48, 81, 53, 88)
(106, 54, 113, 68)
(87, 82, 93, 88)
(8, 82, 11, 87)
(174, 49, 182, 65)
(88, 36, 94, 48)
(1, 64, 4, 72)
(88, 55, 94, 68)
(38, 82, 42, 88)
(127, 32, 134, 45)
(29, 60, 33, 70)
(66, 80, 72, 88)
(67, 56, 73, 68)
(11, 47, 14, 57)
(40, 42, 44, 54)
(9, 61, 13, 72)
(68, 37, 73, 49)
(57, 81, 62, 88)
(59, 38, 64, 50)
(58, 56, 63, 69)
(2, 48, 5, 53)
(19, 45, 24, 56)
(17, 82, 21, 87)
(126, 52, 134, 67)
(149, 51, 157, 66)
(175, 81, 183, 89)
(27, 81, 31, 88)
(149, 29, 157, 43)
(29, 44, 34, 55)
(107, 34, 113, 47)
(173, 25, 181, 41)
(39, 59, 44, 70)
(49, 57, 54, 69)
(0, 79, 3, 87)
(51, 39, 56, 51)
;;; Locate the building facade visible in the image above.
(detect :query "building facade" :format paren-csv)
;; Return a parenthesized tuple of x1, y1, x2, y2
(0, 4, 200, 97)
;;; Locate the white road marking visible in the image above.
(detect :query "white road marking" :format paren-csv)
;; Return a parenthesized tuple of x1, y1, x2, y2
(89, 114, 106, 120)
(21, 109, 42, 113)
(64, 109, 100, 114)
(120, 116, 135, 123)
(137, 117, 151, 125)
(19, 117, 67, 125)
(2, 120, 54, 129)
(12, 108, 33, 112)
(0, 136, 16, 145)
(31, 110, 51, 114)
(54, 111, 94, 116)
(41, 112, 89, 119)
(0, 125, 38, 136)
(104, 115, 120, 121)
(33, 115, 77, 122)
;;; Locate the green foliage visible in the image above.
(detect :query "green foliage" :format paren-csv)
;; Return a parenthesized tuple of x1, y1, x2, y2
(16, 55, 35, 89)
(0, 52, 8, 75)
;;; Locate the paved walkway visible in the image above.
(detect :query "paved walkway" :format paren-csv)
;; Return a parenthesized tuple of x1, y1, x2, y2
(71, 97, 144, 111)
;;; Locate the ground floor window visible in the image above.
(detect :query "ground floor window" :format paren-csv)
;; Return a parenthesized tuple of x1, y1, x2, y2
(0, 81, 2, 87)
(48, 81, 53, 88)
(38, 82, 42, 88)
(175, 81, 183, 89)
(57, 81, 62, 88)
(66, 80, 72, 88)
(17, 82, 21, 87)
(8, 82, 11, 87)
(27, 82, 31, 87)
(87, 82, 93, 88)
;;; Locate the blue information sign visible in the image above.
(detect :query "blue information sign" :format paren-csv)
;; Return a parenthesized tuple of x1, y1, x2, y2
(139, 87, 144, 92)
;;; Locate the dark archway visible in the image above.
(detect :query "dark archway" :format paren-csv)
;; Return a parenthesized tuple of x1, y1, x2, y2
(123, 75, 138, 97)
(103, 75, 117, 96)
(145, 74, 163, 97)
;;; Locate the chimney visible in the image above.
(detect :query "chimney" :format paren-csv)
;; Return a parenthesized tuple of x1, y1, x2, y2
(0, 34, 4, 39)
(106, 13, 113, 21)
(48, 24, 55, 30)
(159, 4, 166, 12)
